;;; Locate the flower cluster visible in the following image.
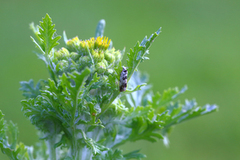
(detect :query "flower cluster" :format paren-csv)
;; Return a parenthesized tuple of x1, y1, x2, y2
(49, 35, 122, 77)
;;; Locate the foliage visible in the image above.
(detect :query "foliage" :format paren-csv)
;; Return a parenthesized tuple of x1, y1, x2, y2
(0, 14, 218, 160)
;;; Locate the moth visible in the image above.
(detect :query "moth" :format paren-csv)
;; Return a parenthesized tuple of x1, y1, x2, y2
(119, 66, 128, 92)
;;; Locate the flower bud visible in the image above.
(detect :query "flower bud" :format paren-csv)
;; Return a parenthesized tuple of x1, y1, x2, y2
(96, 61, 106, 73)
(92, 50, 104, 63)
(79, 56, 91, 66)
(104, 51, 115, 63)
(57, 60, 69, 71)
(70, 52, 80, 61)
(66, 36, 80, 52)
(55, 47, 70, 60)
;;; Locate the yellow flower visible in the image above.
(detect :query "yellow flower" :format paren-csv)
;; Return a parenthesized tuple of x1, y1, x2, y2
(95, 36, 111, 50)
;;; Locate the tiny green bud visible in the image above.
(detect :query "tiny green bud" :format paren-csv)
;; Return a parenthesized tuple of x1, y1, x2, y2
(58, 60, 69, 71)
(70, 52, 80, 61)
(79, 56, 91, 66)
(92, 50, 104, 63)
(55, 47, 70, 60)
(104, 51, 115, 64)
(96, 61, 106, 73)
(102, 59, 108, 68)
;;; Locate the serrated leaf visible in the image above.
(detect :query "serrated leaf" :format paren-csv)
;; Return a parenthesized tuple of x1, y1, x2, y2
(127, 116, 163, 143)
(162, 99, 218, 132)
(63, 69, 91, 100)
(158, 87, 181, 107)
(20, 79, 47, 98)
(21, 96, 69, 135)
(123, 149, 146, 160)
(45, 79, 70, 111)
(125, 83, 147, 94)
(111, 99, 128, 113)
(167, 101, 182, 117)
(93, 149, 124, 160)
(178, 101, 218, 123)
(80, 130, 109, 155)
(83, 72, 100, 97)
(38, 14, 61, 54)
(30, 22, 40, 40)
(30, 22, 45, 54)
(60, 68, 91, 114)
(127, 28, 161, 79)
(149, 86, 187, 111)
(127, 106, 153, 120)
(30, 37, 45, 55)
(0, 111, 30, 160)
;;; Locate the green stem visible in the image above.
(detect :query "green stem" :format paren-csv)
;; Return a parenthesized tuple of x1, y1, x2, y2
(71, 127, 81, 160)
(46, 136, 57, 160)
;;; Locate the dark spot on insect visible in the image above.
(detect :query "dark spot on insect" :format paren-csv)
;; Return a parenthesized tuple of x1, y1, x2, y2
(122, 76, 127, 80)
(119, 83, 127, 92)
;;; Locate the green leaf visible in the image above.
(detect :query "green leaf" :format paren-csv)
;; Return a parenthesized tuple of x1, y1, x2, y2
(95, 19, 106, 38)
(61, 68, 91, 101)
(80, 130, 109, 155)
(126, 106, 153, 119)
(30, 22, 40, 41)
(20, 79, 47, 98)
(30, 22, 45, 55)
(83, 72, 100, 97)
(93, 149, 124, 160)
(123, 149, 146, 160)
(63, 31, 68, 44)
(60, 68, 91, 113)
(178, 100, 218, 123)
(38, 13, 61, 54)
(159, 86, 187, 107)
(149, 86, 187, 111)
(44, 78, 71, 113)
(30, 37, 45, 55)
(104, 149, 123, 160)
(21, 95, 69, 136)
(127, 28, 161, 79)
(162, 99, 218, 132)
(127, 116, 163, 143)
(125, 83, 147, 94)
(106, 72, 119, 91)
(0, 111, 30, 160)
(111, 99, 128, 113)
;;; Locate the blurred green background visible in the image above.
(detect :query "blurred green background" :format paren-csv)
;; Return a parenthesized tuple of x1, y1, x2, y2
(0, 0, 239, 159)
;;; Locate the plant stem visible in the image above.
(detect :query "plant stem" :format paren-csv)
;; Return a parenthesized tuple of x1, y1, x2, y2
(46, 136, 57, 160)
(71, 127, 80, 160)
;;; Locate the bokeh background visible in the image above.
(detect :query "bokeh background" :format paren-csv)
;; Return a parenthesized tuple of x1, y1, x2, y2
(0, 0, 239, 159)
